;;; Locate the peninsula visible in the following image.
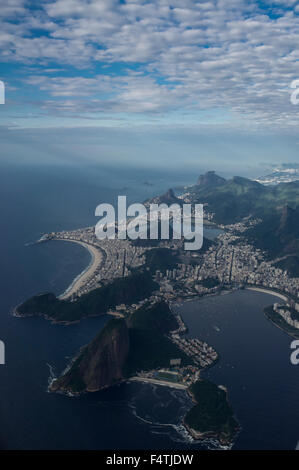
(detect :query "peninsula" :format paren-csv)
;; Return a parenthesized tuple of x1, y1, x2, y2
(16, 171, 299, 447)
(49, 300, 237, 445)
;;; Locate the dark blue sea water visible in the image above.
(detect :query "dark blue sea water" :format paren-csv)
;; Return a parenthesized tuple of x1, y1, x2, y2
(0, 162, 297, 449)
(173, 292, 299, 450)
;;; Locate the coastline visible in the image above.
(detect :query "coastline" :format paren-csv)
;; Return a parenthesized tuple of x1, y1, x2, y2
(182, 419, 232, 448)
(13, 302, 82, 325)
(54, 240, 104, 300)
(245, 286, 288, 303)
(47, 289, 245, 447)
(182, 385, 238, 448)
(18, 232, 295, 446)
(264, 306, 299, 340)
(128, 376, 187, 390)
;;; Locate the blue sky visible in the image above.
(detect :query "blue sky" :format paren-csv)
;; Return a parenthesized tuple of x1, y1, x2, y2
(0, 0, 299, 174)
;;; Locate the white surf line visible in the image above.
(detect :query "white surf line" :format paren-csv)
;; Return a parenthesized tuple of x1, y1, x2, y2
(54, 239, 104, 300)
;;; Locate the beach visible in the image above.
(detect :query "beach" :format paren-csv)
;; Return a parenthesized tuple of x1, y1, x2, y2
(57, 240, 103, 300)
(245, 286, 288, 302)
(129, 376, 187, 390)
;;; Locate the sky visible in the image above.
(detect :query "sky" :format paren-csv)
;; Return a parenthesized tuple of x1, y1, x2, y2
(0, 0, 299, 174)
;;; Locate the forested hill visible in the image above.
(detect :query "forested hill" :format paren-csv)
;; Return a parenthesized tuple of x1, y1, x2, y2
(187, 174, 298, 224)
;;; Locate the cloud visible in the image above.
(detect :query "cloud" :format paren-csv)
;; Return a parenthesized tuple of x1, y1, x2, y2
(1, 0, 299, 129)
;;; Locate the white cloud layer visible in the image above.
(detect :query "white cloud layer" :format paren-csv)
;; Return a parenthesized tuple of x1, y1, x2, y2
(1, 0, 299, 129)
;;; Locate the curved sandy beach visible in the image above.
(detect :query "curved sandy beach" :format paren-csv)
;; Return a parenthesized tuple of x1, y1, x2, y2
(57, 240, 103, 300)
(245, 286, 288, 302)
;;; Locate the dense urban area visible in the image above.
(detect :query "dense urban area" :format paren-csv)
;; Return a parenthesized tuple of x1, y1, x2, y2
(39, 204, 299, 386)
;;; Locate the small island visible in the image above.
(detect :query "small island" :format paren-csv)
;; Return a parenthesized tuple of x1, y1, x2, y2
(184, 380, 239, 446)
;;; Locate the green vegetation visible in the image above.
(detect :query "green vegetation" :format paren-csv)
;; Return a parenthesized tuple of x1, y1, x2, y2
(184, 380, 239, 443)
(51, 302, 191, 391)
(50, 318, 129, 393)
(17, 271, 158, 322)
(264, 306, 299, 339)
(48, 289, 238, 444)
(156, 371, 181, 383)
(125, 301, 192, 375)
(124, 329, 191, 376)
(128, 301, 178, 333)
(189, 177, 299, 224)
(144, 247, 180, 274)
(246, 205, 299, 259)
(16, 292, 83, 322)
(274, 256, 299, 278)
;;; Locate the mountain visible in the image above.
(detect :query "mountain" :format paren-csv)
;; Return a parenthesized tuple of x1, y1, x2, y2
(277, 205, 298, 239)
(274, 256, 299, 278)
(124, 302, 192, 376)
(145, 187, 181, 206)
(197, 170, 226, 187)
(15, 271, 159, 323)
(128, 300, 178, 333)
(146, 171, 298, 229)
(185, 173, 298, 267)
(187, 175, 299, 224)
(50, 318, 129, 393)
(246, 205, 299, 276)
(247, 205, 299, 256)
(50, 302, 191, 394)
(184, 380, 239, 445)
(188, 175, 266, 223)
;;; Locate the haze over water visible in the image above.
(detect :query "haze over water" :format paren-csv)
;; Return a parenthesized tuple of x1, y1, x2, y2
(0, 162, 297, 449)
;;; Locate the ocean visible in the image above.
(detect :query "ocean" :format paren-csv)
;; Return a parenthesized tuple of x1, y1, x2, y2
(0, 162, 298, 449)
